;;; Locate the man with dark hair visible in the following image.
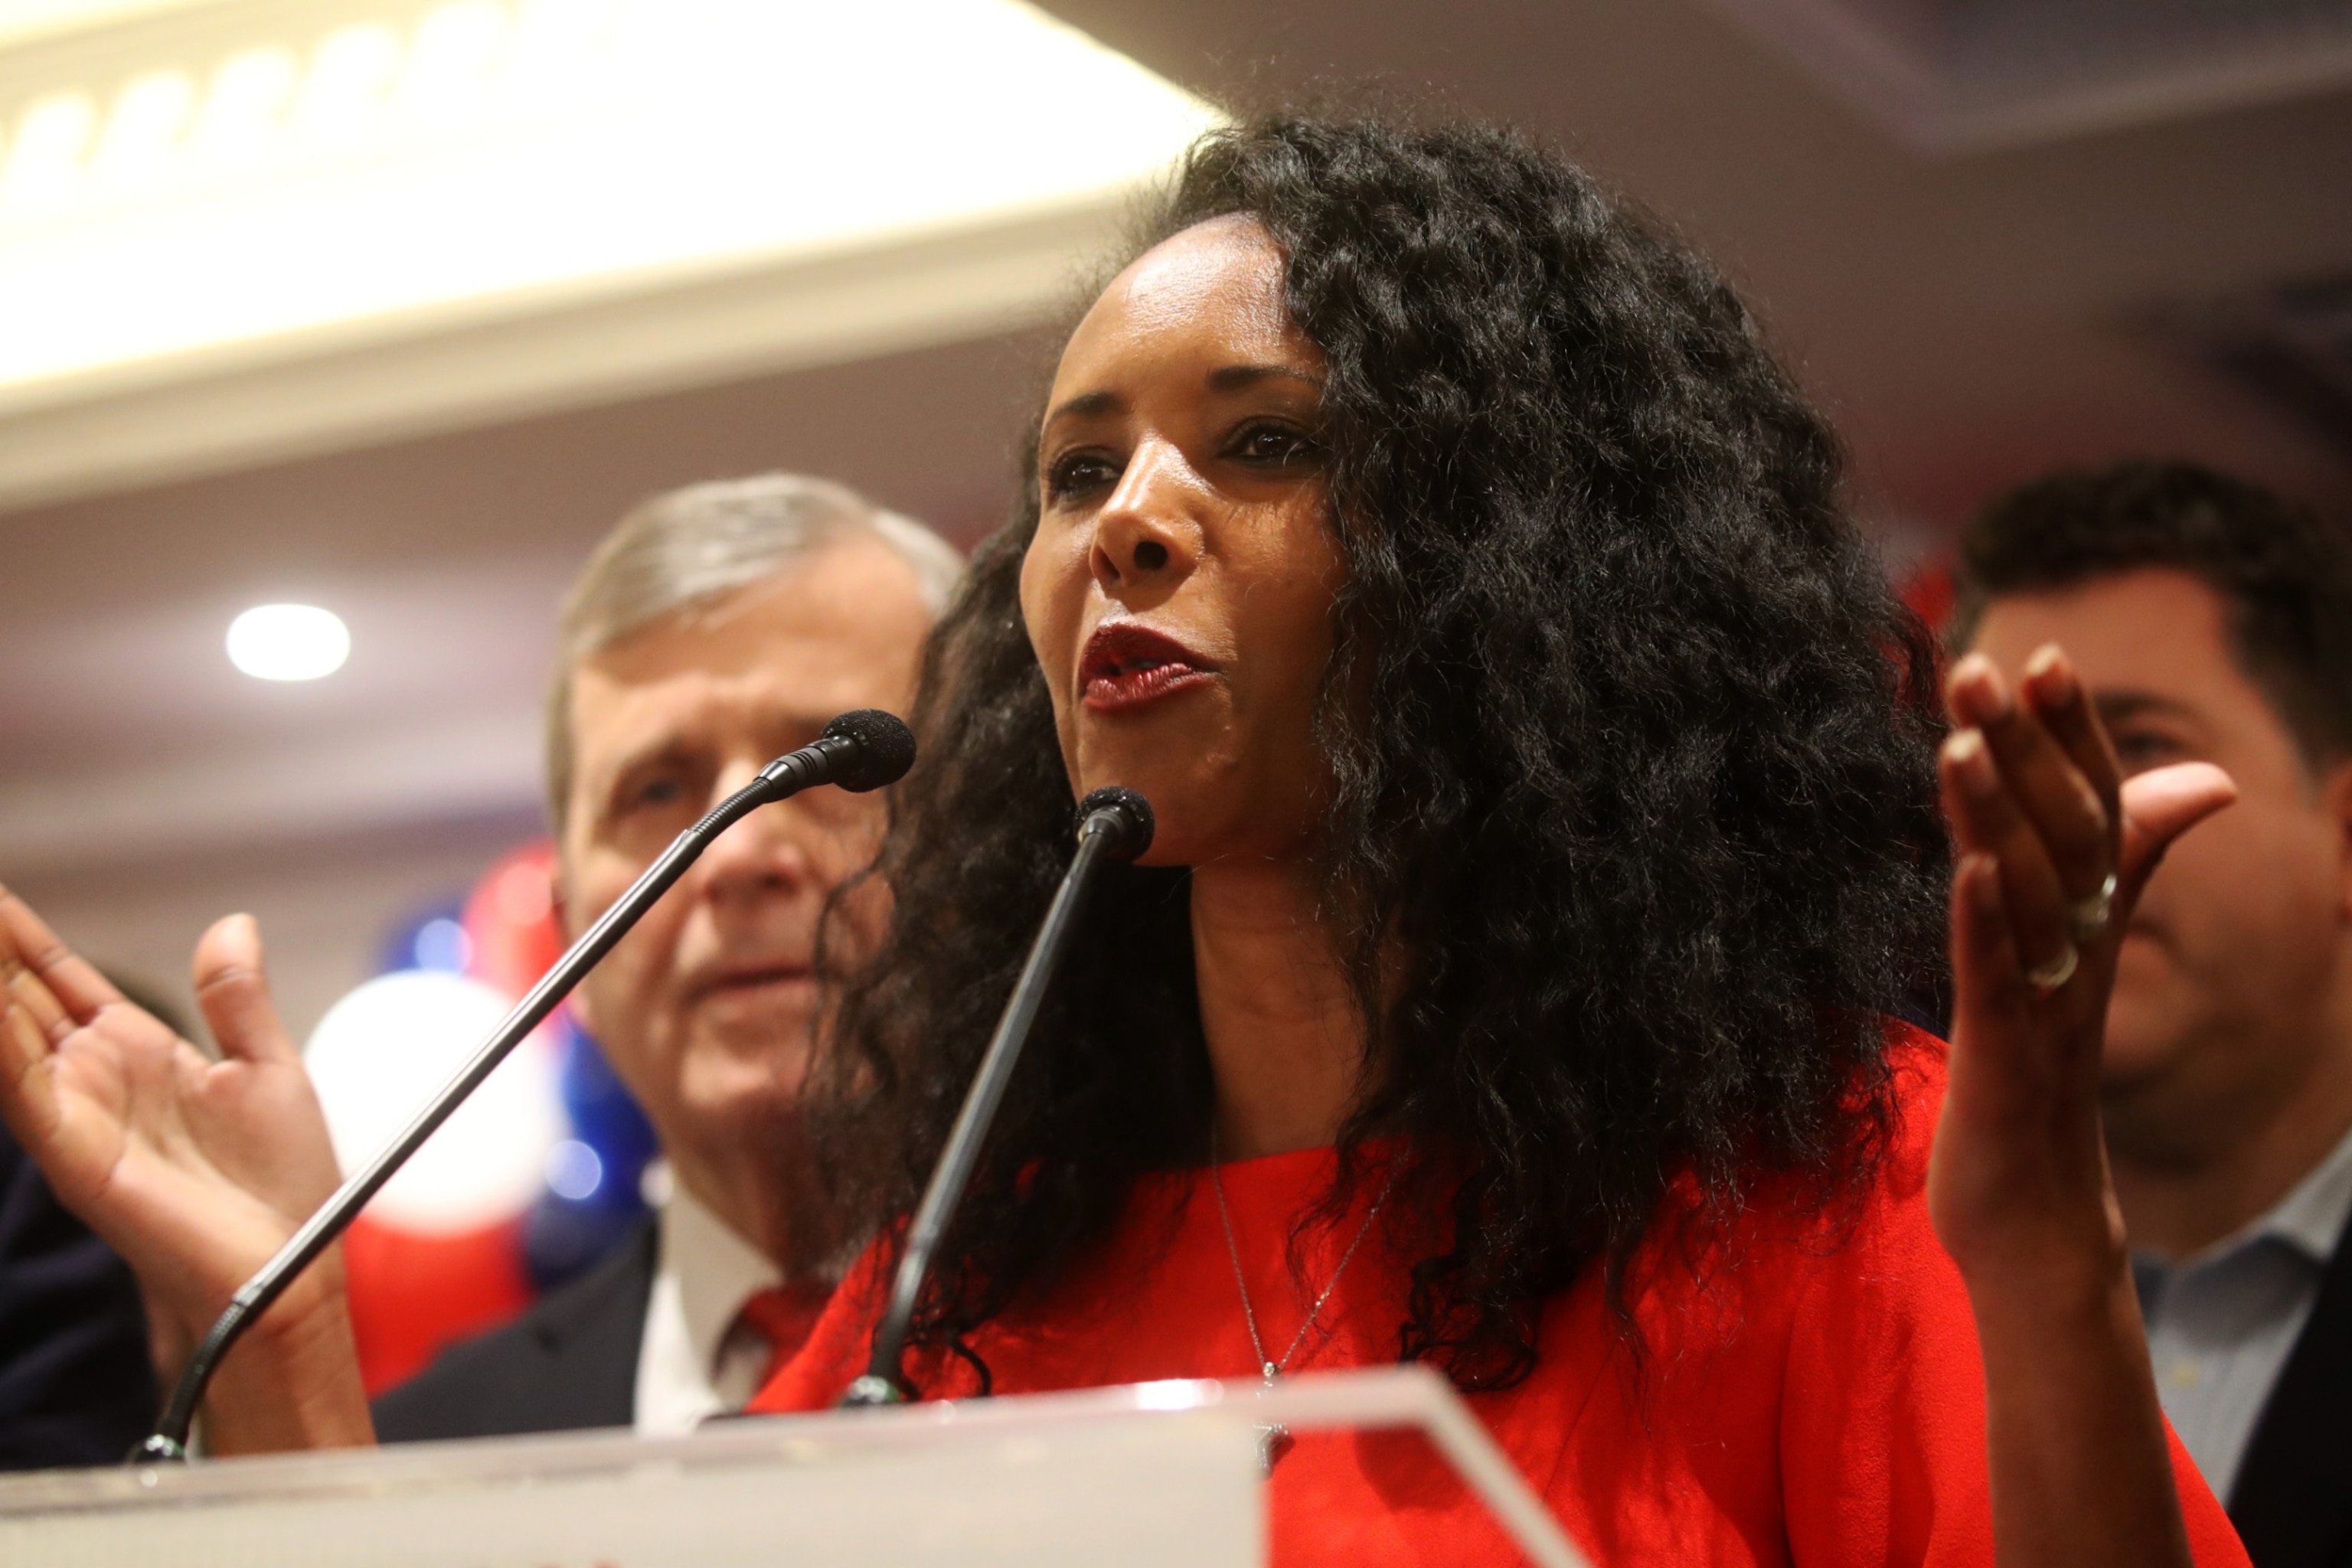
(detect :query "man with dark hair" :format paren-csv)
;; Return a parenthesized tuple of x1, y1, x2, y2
(1956, 459, 2352, 1566)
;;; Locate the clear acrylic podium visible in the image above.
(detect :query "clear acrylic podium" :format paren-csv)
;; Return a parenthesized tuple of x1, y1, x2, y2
(0, 1366, 1589, 1567)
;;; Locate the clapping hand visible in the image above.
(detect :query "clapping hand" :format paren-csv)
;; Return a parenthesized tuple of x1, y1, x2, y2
(0, 889, 368, 1449)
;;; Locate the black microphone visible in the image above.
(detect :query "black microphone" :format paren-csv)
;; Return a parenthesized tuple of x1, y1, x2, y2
(841, 786, 1154, 1407)
(135, 709, 916, 1463)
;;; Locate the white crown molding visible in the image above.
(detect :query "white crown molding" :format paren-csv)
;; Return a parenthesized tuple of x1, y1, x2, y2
(0, 0, 1211, 507)
(0, 195, 1122, 509)
(0, 0, 227, 54)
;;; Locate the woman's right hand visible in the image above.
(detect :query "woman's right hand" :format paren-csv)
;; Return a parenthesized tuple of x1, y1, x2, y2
(1928, 649, 2234, 1568)
(0, 887, 372, 1451)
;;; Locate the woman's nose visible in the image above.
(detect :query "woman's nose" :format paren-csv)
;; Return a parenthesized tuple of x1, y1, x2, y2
(1089, 441, 1197, 594)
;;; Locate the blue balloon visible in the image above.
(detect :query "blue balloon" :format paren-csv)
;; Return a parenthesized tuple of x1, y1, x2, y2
(377, 899, 472, 976)
(524, 1014, 659, 1290)
(557, 1017, 660, 1182)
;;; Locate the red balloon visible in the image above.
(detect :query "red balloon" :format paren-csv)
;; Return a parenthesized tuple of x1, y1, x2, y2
(1900, 558, 1955, 633)
(462, 840, 566, 999)
(340, 838, 567, 1396)
(344, 1214, 534, 1396)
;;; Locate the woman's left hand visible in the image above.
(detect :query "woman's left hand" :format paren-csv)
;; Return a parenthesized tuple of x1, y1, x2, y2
(1926, 645, 2233, 1287)
(1928, 642, 2237, 1568)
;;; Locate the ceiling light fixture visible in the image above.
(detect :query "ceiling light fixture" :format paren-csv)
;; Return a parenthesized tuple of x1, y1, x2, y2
(227, 602, 350, 681)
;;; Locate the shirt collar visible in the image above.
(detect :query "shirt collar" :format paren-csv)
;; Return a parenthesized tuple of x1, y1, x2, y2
(656, 1171, 782, 1376)
(2253, 1118, 2352, 1264)
(2148, 1117, 2352, 1282)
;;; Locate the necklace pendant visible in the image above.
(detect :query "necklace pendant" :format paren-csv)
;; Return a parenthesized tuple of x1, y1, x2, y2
(1254, 1421, 1295, 1475)
(1261, 1362, 1279, 1383)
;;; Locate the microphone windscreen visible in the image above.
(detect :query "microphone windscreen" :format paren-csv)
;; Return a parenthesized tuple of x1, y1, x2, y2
(821, 710, 917, 792)
(1075, 786, 1154, 862)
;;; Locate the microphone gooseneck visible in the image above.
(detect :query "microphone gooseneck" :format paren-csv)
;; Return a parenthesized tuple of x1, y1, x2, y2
(842, 786, 1154, 1408)
(134, 710, 916, 1465)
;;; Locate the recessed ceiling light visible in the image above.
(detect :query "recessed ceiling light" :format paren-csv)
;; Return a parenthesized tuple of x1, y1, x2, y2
(227, 602, 349, 681)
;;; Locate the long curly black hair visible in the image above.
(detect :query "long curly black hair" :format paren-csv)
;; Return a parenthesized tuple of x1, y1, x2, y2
(812, 113, 1949, 1391)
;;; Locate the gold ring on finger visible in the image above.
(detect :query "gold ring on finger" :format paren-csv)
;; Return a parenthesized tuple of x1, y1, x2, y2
(2026, 942, 2079, 994)
(2067, 872, 2117, 942)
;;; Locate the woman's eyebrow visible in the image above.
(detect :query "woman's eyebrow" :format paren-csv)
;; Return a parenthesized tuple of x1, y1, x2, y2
(1207, 363, 1323, 392)
(1042, 389, 1123, 429)
(1042, 364, 1324, 433)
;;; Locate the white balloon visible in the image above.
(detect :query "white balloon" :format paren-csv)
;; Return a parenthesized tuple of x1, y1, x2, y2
(305, 969, 561, 1234)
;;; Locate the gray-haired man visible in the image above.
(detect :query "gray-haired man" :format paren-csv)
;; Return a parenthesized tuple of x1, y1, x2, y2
(0, 475, 959, 1445)
(377, 475, 959, 1439)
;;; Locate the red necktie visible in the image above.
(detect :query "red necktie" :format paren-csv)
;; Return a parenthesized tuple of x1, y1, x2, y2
(735, 1285, 831, 1391)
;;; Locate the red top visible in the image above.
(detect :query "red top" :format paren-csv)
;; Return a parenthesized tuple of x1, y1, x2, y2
(753, 1029, 2246, 1567)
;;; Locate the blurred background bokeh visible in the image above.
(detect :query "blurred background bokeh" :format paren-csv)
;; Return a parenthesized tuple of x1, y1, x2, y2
(3, 0, 2347, 1384)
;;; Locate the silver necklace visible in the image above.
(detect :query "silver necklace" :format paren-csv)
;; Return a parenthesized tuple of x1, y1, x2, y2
(1208, 1128, 1391, 1474)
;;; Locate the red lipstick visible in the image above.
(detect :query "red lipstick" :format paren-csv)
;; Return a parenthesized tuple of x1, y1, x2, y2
(1079, 622, 1217, 713)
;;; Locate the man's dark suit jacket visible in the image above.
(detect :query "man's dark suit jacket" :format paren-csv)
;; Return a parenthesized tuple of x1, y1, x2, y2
(372, 1220, 657, 1442)
(2232, 1208, 2352, 1567)
(0, 1126, 156, 1469)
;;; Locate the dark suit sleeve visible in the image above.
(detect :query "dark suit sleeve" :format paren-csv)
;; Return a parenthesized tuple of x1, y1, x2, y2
(372, 1220, 656, 1443)
(0, 1126, 157, 1470)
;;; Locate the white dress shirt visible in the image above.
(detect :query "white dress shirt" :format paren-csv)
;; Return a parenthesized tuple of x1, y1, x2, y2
(2135, 1119, 2352, 1500)
(631, 1173, 783, 1437)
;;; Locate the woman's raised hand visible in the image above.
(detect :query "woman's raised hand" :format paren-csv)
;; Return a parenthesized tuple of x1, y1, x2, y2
(1928, 646, 2233, 1283)
(0, 890, 368, 1449)
(1928, 644, 2235, 1568)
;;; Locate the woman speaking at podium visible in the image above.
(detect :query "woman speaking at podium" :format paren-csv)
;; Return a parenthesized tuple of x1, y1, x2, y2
(0, 114, 2248, 1565)
(755, 116, 2246, 1566)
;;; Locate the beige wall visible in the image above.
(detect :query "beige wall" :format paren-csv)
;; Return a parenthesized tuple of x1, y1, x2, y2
(8, 811, 544, 1051)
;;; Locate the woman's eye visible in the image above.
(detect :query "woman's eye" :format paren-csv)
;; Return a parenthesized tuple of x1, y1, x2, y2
(1227, 422, 1320, 468)
(1045, 451, 1119, 503)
